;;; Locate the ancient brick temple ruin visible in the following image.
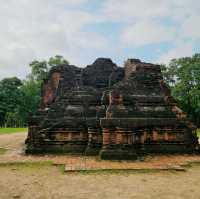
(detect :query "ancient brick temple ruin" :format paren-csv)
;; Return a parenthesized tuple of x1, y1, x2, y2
(26, 58, 199, 159)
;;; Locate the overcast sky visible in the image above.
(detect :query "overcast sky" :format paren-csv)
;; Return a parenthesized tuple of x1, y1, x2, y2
(0, 0, 200, 79)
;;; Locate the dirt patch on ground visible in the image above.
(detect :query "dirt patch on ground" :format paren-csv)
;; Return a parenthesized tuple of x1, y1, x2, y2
(1, 133, 200, 199)
(1, 132, 200, 170)
(1, 162, 200, 199)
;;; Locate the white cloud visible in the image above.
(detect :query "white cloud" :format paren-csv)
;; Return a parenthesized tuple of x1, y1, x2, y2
(102, 0, 171, 21)
(102, 0, 200, 63)
(0, 0, 200, 79)
(102, 0, 200, 22)
(121, 20, 176, 46)
(158, 42, 194, 64)
(182, 15, 200, 40)
(0, 0, 106, 79)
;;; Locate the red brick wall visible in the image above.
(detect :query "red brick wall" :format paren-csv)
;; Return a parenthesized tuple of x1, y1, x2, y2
(42, 72, 61, 108)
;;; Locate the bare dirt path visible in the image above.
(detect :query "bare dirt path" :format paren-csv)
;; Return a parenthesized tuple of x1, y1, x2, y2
(1, 132, 200, 170)
(1, 133, 200, 199)
(0, 163, 200, 199)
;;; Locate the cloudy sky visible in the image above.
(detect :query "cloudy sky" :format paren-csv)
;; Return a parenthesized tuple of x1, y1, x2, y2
(0, 0, 200, 79)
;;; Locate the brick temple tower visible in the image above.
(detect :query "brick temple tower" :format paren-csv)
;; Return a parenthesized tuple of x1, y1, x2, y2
(26, 58, 198, 159)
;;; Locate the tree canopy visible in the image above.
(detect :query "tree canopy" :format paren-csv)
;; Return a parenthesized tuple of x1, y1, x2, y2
(0, 77, 23, 127)
(0, 55, 69, 127)
(162, 53, 200, 126)
(48, 55, 69, 67)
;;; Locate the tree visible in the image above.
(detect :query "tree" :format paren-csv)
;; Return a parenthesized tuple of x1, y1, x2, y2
(5, 112, 22, 127)
(0, 55, 69, 127)
(29, 60, 48, 82)
(23, 60, 50, 123)
(0, 77, 24, 127)
(162, 54, 200, 126)
(48, 55, 69, 67)
(19, 79, 41, 125)
(23, 56, 69, 123)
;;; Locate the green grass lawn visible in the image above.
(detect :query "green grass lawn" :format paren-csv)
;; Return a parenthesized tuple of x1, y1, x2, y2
(0, 148, 7, 155)
(197, 129, 200, 139)
(0, 128, 28, 135)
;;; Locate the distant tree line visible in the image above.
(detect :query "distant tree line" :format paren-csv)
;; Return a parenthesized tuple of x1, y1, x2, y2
(0, 55, 68, 127)
(0, 54, 200, 127)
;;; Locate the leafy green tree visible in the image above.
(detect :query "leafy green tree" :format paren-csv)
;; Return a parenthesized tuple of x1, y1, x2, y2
(22, 60, 50, 123)
(29, 60, 48, 82)
(162, 54, 200, 126)
(48, 55, 69, 67)
(5, 112, 23, 127)
(20, 56, 69, 124)
(0, 55, 69, 127)
(19, 79, 41, 124)
(161, 63, 177, 86)
(0, 77, 23, 126)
